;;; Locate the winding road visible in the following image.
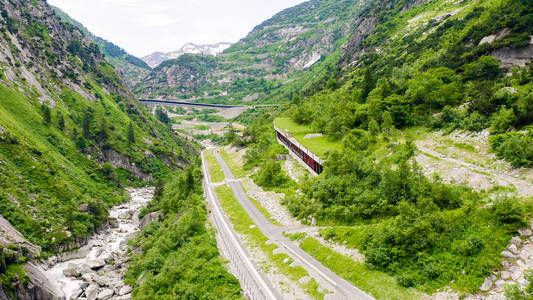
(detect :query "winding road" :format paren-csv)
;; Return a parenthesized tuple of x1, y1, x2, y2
(202, 148, 374, 300)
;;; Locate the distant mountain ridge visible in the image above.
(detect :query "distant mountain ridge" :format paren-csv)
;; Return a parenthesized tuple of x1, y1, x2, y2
(142, 42, 232, 68)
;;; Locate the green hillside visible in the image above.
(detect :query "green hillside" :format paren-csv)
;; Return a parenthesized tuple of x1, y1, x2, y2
(237, 0, 533, 295)
(0, 0, 238, 298)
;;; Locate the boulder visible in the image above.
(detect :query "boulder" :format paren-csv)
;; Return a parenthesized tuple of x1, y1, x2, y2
(93, 275, 109, 287)
(501, 250, 516, 259)
(62, 264, 81, 277)
(480, 278, 493, 291)
(86, 283, 99, 300)
(81, 273, 93, 282)
(139, 211, 161, 230)
(109, 217, 119, 228)
(519, 229, 533, 237)
(97, 288, 114, 300)
(508, 244, 519, 254)
(119, 285, 132, 296)
(71, 287, 83, 299)
(501, 271, 511, 279)
(118, 210, 133, 220)
(512, 271, 522, 281)
(510, 237, 522, 246)
(78, 204, 89, 213)
(87, 259, 106, 270)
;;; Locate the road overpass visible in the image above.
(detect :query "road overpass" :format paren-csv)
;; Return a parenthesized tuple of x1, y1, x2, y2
(139, 99, 279, 109)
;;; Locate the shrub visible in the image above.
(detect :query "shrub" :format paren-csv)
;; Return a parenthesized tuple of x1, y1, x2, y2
(464, 56, 501, 81)
(490, 132, 533, 167)
(462, 111, 487, 131)
(491, 197, 525, 226)
(253, 160, 290, 188)
(490, 107, 516, 135)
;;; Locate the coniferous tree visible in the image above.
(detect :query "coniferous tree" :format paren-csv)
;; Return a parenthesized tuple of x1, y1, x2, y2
(42, 104, 51, 125)
(57, 112, 65, 131)
(82, 112, 91, 137)
(99, 118, 108, 140)
(127, 122, 135, 144)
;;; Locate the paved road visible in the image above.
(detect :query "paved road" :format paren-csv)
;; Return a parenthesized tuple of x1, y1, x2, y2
(211, 149, 375, 300)
(201, 151, 279, 300)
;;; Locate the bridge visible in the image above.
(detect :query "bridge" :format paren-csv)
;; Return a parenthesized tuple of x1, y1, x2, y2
(139, 99, 279, 109)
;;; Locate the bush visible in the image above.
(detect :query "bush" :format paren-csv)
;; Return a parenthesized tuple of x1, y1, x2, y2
(490, 132, 533, 167)
(491, 197, 525, 226)
(462, 111, 487, 131)
(490, 106, 516, 135)
(464, 56, 501, 81)
(253, 160, 291, 189)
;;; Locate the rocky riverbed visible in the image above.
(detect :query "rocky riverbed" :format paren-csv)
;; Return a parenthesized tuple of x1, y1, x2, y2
(43, 187, 155, 300)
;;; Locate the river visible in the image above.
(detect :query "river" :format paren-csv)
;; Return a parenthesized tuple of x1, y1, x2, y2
(43, 187, 155, 300)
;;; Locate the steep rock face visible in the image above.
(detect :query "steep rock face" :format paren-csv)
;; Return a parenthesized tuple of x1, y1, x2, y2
(133, 0, 362, 102)
(0, 216, 64, 299)
(340, 0, 430, 66)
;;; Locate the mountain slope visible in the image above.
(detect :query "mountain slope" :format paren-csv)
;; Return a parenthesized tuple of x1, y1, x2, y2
(51, 6, 152, 87)
(134, 0, 363, 103)
(142, 42, 232, 68)
(240, 0, 533, 295)
(0, 0, 203, 296)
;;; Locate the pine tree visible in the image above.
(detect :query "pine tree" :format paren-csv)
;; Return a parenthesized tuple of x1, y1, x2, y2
(99, 118, 108, 140)
(57, 112, 65, 131)
(82, 112, 91, 137)
(127, 122, 135, 144)
(42, 104, 51, 125)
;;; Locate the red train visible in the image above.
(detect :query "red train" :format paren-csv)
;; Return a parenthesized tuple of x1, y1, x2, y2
(275, 130, 324, 175)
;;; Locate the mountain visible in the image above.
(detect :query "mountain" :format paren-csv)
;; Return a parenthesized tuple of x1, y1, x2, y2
(51, 6, 152, 87)
(0, 0, 202, 297)
(133, 0, 362, 102)
(142, 42, 232, 68)
(238, 0, 533, 296)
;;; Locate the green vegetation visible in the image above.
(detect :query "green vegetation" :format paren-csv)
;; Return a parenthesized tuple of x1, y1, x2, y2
(231, 0, 533, 294)
(300, 237, 423, 299)
(490, 131, 533, 167)
(192, 125, 210, 130)
(0, 245, 28, 298)
(126, 168, 241, 299)
(204, 149, 225, 182)
(219, 148, 248, 178)
(274, 118, 342, 157)
(214, 184, 323, 299)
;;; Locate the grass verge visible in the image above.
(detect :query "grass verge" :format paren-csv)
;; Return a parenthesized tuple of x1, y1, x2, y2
(214, 184, 324, 299)
(300, 237, 424, 300)
(220, 147, 249, 178)
(205, 149, 225, 182)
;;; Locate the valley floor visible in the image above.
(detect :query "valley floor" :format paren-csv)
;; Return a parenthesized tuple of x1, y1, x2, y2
(43, 187, 155, 300)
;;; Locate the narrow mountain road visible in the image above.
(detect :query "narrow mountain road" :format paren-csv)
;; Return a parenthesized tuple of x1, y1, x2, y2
(205, 149, 375, 300)
(201, 151, 280, 300)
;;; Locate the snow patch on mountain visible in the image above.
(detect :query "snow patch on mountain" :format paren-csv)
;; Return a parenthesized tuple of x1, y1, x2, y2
(142, 42, 232, 68)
